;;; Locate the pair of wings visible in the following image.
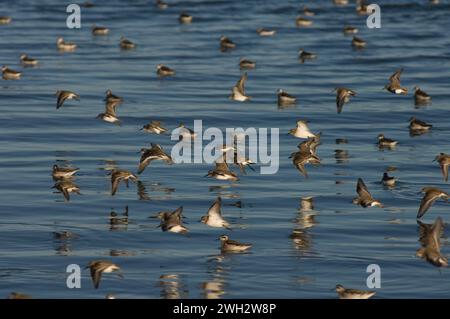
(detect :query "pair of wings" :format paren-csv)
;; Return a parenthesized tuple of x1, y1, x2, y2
(234, 73, 247, 95)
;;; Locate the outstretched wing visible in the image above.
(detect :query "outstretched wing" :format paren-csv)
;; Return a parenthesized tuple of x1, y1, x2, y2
(356, 178, 372, 199)
(236, 73, 247, 95)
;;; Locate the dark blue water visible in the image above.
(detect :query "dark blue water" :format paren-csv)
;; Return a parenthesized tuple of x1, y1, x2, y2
(0, 0, 449, 298)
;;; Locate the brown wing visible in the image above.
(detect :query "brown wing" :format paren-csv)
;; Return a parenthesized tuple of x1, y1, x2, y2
(105, 101, 119, 116)
(56, 92, 68, 109)
(441, 162, 448, 182)
(417, 191, 438, 218)
(236, 73, 247, 94)
(336, 88, 346, 114)
(389, 68, 403, 86)
(91, 268, 102, 289)
(111, 175, 122, 195)
(356, 178, 372, 200)
(429, 217, 444, 252)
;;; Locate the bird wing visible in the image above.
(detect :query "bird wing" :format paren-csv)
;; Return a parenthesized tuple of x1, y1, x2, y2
(208, 197, 222, 218)
(56, 92, 67, 109)
(336, 89, 347, 114)
(236, 73, 247, 95)
(429, 217, 444, 252)
(356, 178, 372, 200)
(389, 68, 403, 86)
(441, 163, 448, 182)
(91, 268, 102, 289)
(417, 191, 438, 218)
(105, 101, 119, 116)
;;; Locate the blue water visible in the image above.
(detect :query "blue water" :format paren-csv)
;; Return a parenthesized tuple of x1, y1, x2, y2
(0, 0, 449, 298)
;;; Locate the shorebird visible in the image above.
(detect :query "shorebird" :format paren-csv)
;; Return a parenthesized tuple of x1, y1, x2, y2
(0, 16, 12, 25)
(206, 161, 239, 182)
(155, 0, 168, 9)
(239, 58, 256, 70)
(52, 180, 81, 201)
(137, 143, 173, 174)
(377, 134, 398, 148)
(179, 12, 192, 24)
(56, 37, 77, 51)
(334, 87, 356, 114)
(220, 36, 236, 51)
(201, 197, 232, 229)
(414, 86, 431, 104)
(256, 28, 276, 36)
(155, 206, 189, 234)
(343, 26, 358, 34)
(289, 120, 317, 139)
(20, 54, 38, 66)
(86, 260, 122, 289)
(351, 36, 366, 48)
(52, 164, 79, 179)
(104, 89, 123, 104)
(434, 153, 449, 182)
(230, 72, 250, 101)
(56, 90, 80, 109)
(1, 66, 21, 80)
(335, 285, 376, 299)
(97, 100, 121, 125)
(409, 117, 432, 133)
(353, 178, 383, 208)
(277, 89, 296, 106)
(381, 172, 396, 187)
(298, 49, 317, 63)
(232, 151, 255, 174)
(157, 64, 175, 77)
(291, 150, 320, 178)
(110, 169, 138, 196)
(296, 16, 312, 27)
(384, 68, 407, 95)
(219, 235, 252, 253)
(119, 36, 136, 49)
(92, 25, 109, 35)
(141, 120, 167, 134)
(416, 217, 448, 267)
(356, 0, 369, 15)
(417, 187, 448, 219)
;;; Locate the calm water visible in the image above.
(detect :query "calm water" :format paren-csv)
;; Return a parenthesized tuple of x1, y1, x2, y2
(1, 0, 449, 299)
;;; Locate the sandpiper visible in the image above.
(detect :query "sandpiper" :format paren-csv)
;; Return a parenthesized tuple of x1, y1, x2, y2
(351, 36, 366, 48)
(92, 25, 109, 36)
(356, 0, 369, 15)
(416, 217, 448, 267)
(57, 37, 77, 51)
(220, 36, 236, 51)
(296, 16, 313, 27)
(239, 58, 256, 70)
(230, 72, 250, 101)
(335, 284, 376, 299)
(385, 68, 407, 95)
(97, 100, 121, 125)
(0, 16, 12, 25)
(302, 6, 315, 16)
(417, 187, 448, 219)
(353, 178, 383, 208)
(434, 153, 449, 182)
(119, 36, 136, 49)
(409, 117, 432, 132)
(381, 172, 396, 187)
(156, 206, 189, 234)
(52, 180, 81, 201)
(1, 66, 21, 80)
(110, 169, 138, 196)
(289, 120, 317, 139)
(206, 161, 239, 182)
(155, 0, 168, 9)
(179, 12, 192, 24)
(277, 89, 296, 106)
(256, 28, 276, 36)
(377, 134, 398, 148)
(335, 87, 356, 114)
(343, 26, 358, 35)
(104, 89, 123, 104)
(141, 120, 167, 134)
(137, 143, 173, 174)
(298, 49, 317, 63)
(56, 90, 80, 109)
(414, 86, 431, 104)
(20, 54, 38, 66)
(157, 64, 175, 77)
(201, 197, 231, 230)
(219, 235, 252, 253)
(233, 151, 255, 174)
(87, 260, 122, 289)
(52, 164, 79, 179)
(291, 149, 321, 178)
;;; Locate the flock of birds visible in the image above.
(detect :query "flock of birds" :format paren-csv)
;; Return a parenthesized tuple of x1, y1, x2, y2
(2, 0, 449, 299)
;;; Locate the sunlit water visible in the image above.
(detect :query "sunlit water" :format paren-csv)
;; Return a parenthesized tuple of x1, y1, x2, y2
(0, 0, 449, 298)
